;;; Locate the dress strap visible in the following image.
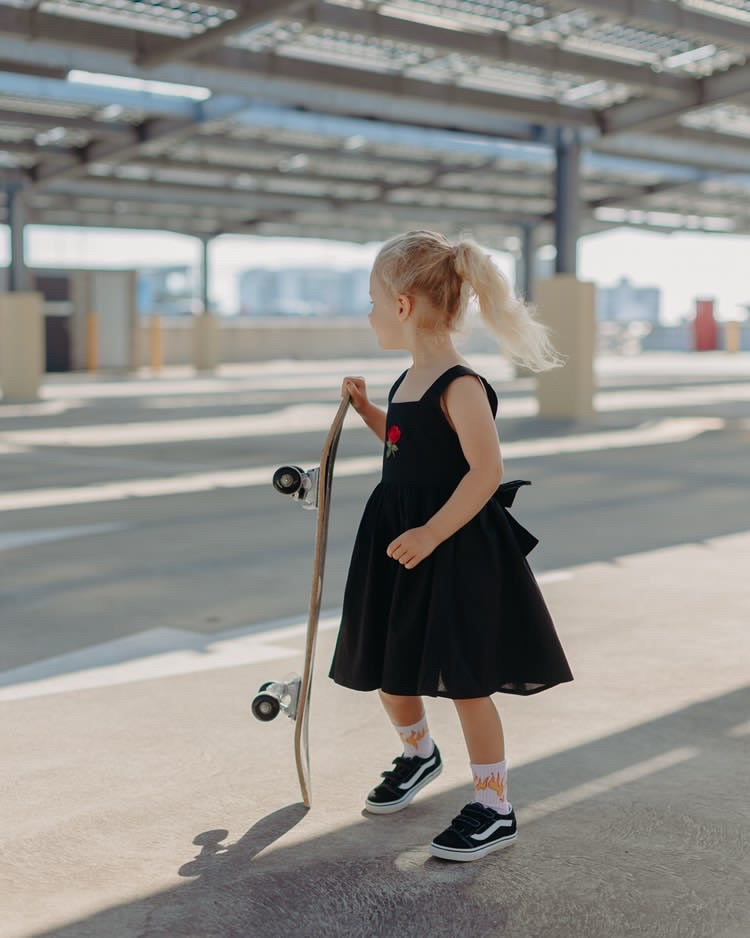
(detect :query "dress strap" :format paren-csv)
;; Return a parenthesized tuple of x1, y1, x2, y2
(424, 365, 498, 417)
(388, 370, 408, 403)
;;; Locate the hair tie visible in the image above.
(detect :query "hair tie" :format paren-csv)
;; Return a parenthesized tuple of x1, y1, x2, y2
(451, 245, 459, 259)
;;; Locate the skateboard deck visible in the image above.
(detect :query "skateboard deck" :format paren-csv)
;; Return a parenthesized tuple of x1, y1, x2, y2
(251, 394, 351, 807)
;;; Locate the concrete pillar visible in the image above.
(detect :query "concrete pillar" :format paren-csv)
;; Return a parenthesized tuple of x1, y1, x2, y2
(535, 275, 596, 420)
(69, 270, 138, 372)
(192, 313, 219, 372)
(0, 292, 44, 402)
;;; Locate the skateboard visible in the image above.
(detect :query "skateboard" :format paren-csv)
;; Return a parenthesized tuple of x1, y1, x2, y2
(251, 394, 351, 807)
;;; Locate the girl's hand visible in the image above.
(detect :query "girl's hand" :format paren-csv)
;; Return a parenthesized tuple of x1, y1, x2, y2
(342, 376, 370, 415)
(386, 526, 440, 570)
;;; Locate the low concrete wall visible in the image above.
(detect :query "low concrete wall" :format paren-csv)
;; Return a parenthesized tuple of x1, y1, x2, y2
(138, 316, 497, 366)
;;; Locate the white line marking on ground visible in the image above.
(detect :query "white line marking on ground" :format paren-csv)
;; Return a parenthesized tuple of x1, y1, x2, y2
(0, 570, 573, 703)
(725, 720, 750, 738)
(0, 400, 81, 419)
(0, 571, 566, 699)
(0, 523, 129, 552)
(0, 418, 724, 513)
(517, 747, 700, 825)
(4, 379, 744, 448)
(2, 404, 358, 448)
(0, 616, 340, 702)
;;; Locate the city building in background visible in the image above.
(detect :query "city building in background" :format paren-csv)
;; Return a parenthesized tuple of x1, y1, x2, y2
(238, 267, 370, 317)
(597, 277, 661, 324)
(137, 266, 200, 317)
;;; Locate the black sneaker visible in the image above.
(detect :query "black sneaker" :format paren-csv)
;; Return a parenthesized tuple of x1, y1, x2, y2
(364, 745, 442, 814)
(429, 802, 518, 861)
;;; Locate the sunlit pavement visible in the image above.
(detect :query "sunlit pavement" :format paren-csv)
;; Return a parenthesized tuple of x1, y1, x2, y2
(1, 352, 749, 938)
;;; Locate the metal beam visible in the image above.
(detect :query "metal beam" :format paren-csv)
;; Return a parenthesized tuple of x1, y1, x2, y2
(136, 0, 306, 69)
(30, 96, 253, 188)
(0, 11, 595, 135)
(542, 0, 750, 51)
(137, 0, 690, 97)
(600, 64, 750, 136)
(43, 176, 544, 226)
(593, 131, 750, 174)
(0, 107, 132, 140)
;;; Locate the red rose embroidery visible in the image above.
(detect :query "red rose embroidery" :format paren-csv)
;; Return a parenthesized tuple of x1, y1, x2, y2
(386, 424, 401, 458)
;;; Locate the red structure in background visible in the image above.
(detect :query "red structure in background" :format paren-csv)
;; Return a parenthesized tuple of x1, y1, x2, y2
(693, 298, 719, 351)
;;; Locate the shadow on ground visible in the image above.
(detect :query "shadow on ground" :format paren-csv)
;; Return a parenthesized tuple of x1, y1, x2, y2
(31, 686, 750, 938)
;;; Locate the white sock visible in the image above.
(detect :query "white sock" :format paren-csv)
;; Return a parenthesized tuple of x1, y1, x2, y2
(394, 714, 434, 759)
(471, 760, 512, 815)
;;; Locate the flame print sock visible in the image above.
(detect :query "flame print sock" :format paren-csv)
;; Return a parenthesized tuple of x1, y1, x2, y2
(471, 760, 512, 815)
(394, 714, 434, 759)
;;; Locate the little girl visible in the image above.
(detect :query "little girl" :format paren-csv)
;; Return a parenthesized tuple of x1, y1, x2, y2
(329, 229, 573, 862)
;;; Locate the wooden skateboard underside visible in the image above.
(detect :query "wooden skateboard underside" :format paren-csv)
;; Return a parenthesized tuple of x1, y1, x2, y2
(252, 395, 350, 807)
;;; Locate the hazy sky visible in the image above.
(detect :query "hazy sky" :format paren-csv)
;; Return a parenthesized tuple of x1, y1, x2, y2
(5, 224, 748, 324)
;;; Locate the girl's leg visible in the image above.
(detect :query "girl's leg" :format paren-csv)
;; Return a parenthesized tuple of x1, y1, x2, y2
(453, 696, 511, 814)
(453, 696, 505, 763)
(378, 690, 434, 758)
(378, 690, 425, 726)
(365, 691, 442, 814)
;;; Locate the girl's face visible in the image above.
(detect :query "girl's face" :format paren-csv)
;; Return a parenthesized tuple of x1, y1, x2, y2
(368, 269, 411, 350)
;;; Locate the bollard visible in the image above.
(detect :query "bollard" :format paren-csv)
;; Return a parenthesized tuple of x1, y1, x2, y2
(725, 321, 741, 354)
(85, 312, 98, 371)
(149, 315, 163, 372)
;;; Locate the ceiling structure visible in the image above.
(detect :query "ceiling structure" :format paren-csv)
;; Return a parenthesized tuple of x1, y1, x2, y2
(0, 0, 749, 252)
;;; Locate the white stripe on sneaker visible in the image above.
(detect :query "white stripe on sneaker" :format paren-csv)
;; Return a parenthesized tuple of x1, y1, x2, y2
(470, 818, 515, 842)
(398, 755, 437, 790)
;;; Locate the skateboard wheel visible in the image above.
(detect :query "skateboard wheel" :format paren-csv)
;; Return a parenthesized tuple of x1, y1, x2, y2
(273, 466, 303, 496)
(252, 693, 281, 721)
(258, 681, 274, 692)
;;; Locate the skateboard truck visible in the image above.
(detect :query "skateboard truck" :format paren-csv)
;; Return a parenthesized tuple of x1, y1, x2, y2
(272, 465, 320, 511)
(251, 676, 302, 722)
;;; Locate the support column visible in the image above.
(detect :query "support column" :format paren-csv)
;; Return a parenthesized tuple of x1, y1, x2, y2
(0, 185, 43, 402)
(535, 128, 595, 420)
(0, 292, 44, 402)
(554, 128, 581, 275)
(535, 276, 596, 420)
(200, 235, 210, 314)
(6, 184, 32, 293)
(193, 236, 219, 372)
(520, 223, 535, 302)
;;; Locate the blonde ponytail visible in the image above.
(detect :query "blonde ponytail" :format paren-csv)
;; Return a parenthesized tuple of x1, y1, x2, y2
(455, 239, 564, 373)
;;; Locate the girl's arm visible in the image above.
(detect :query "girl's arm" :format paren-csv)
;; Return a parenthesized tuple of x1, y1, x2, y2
(387, 376, 503, 569)
(344, 377, 387, 442)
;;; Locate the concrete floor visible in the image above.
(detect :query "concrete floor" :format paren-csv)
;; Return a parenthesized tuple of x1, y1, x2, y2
(1, 353, 749, 938)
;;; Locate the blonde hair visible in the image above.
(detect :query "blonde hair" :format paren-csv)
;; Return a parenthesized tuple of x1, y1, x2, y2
(374, 229, 563, 372)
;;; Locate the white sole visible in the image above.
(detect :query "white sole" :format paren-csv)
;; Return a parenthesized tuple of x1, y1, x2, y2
(429, 831, 518, 862)
(364, 763, 443, 815)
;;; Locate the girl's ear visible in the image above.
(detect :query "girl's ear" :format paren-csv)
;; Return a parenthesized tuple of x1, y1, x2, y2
(396, 293, 414, 321)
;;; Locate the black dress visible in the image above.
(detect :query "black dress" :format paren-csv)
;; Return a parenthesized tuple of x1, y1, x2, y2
(329, 365, 573, 699)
